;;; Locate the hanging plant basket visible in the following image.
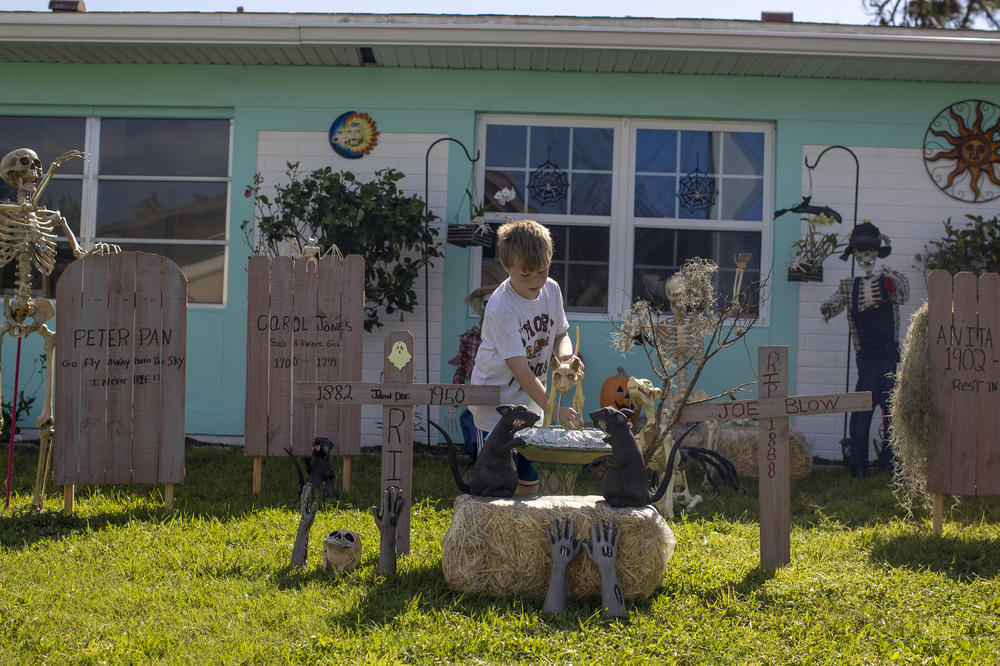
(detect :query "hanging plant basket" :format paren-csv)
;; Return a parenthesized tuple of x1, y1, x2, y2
(447, 224, 496, 248)
(787, 263, 823, 283)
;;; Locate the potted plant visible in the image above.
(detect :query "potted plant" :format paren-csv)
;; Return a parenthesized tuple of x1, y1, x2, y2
(446, 187, 515, 248)
(242, 163, 442, 332)
(787, 212, 843, 282)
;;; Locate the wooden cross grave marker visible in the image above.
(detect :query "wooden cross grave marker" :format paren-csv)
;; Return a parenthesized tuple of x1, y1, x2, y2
(680, 346, 872, 568)
(295, 330, 500, 555)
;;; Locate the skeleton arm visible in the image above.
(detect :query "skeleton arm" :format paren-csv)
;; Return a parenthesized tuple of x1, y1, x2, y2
(30, 150, 85, 207)
(820, 281, 849, 322)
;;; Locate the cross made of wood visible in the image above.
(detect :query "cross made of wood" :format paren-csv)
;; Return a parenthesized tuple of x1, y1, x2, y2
(680, 346, 872, 568)
(295, 331, 500, 555)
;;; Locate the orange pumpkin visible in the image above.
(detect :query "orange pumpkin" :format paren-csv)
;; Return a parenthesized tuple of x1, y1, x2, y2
(600, 367, 633, 414)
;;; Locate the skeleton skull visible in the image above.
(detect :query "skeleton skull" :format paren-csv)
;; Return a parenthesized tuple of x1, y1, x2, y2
(854, 248, 878, 275)
(322, 529, 362, 572)
(1, 149, 43, 192)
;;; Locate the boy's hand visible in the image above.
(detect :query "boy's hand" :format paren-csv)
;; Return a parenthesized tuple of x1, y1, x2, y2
(556, 405, 583, 430)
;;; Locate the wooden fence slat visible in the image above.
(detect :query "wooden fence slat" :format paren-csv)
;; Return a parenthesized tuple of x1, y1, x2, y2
(104, 252, 136, 485)
(976, 273, 1000, 494)
(53, 260, 83, 485)
(131, 255, 163, 484)
(314, 255, 341, 451)
(78, 255, 111, 484)
(266, 257, 294, 456)
(338, 254, 364, 456)
(926, 270, 953, 494)
(245, 256, 270, 457)
(949, 272, 979, 495)
(291, 257, 320, 455)
(159, 256, 187, 484)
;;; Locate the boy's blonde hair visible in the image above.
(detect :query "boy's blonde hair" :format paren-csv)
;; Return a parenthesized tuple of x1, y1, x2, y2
(496, 219, 553, 272)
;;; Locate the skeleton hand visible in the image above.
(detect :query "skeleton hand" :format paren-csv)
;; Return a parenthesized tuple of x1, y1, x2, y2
(370, 485, 404, 529)
(543, 517, 581, 614)
(299, 482, 318, 530)
(370, 486, 405, 576)
(87, 242, 121, 256)
(52, 150, 86, 168)
(583, 520, 627, 619)
(546, 517, 582, 568)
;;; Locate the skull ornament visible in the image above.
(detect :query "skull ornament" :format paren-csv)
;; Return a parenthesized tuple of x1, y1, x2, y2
(322, 529, 362, 572)
(1, 148, 43, 192)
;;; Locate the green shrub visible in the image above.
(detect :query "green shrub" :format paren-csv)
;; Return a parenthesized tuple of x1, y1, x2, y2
(243, 164, 443, 332)
(915, 213, 1000, 274)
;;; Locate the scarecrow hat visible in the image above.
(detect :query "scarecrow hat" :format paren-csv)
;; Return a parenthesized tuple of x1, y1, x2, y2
(839, 221, 891, 261)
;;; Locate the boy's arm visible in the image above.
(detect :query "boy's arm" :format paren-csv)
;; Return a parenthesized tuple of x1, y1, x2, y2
(505, 356, 550, 408)
(551, 331, 575, 365)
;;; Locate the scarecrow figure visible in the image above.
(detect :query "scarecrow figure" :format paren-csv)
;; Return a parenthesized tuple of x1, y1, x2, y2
(820, 222, 909, 476)
(447, 285, 496, 460)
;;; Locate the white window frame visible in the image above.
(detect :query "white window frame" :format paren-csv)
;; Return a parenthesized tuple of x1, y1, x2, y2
(53, 116, 233, 309)
(471, 114, 773, 324)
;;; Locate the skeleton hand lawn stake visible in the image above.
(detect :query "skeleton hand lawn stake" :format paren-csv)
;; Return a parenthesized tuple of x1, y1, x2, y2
(0, 149, 120, 507)
(370, 485, 404, 577)
(291, 483, 318, 568)
(583, 520, 627, 620)
(820, 223, 909, 477)
(542, 517, 582, 615)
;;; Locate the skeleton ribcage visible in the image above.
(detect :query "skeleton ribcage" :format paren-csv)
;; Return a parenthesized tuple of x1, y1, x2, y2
(0, 213, 59, 275)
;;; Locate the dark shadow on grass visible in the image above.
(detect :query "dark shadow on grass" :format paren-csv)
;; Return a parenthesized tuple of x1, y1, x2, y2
(662, 566, 777, 607)
(868, 532, 1000, 581)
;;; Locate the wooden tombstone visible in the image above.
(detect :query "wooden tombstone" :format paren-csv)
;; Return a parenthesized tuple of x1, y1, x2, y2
(245, 254, 364, 492)
(54, 252, 188, 511)
(926, 270, 1000, 532)
(295, 330, 501, 555)
(682, 346, 871, 567)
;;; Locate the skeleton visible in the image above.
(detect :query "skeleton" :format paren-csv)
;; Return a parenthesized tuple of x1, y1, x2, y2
(0, 148, 119, 507)
(322, 529, 363, 572)
(542, 328, 585, 430)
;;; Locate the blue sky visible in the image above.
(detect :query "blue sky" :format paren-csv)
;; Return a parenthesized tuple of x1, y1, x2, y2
(6, 0, 875, 25)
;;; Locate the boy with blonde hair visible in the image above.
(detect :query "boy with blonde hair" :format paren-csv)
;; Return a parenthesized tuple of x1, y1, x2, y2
(470, 219, 579, 491)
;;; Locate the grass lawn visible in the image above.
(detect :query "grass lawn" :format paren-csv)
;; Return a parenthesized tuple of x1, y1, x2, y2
(1, 442, 999, 665)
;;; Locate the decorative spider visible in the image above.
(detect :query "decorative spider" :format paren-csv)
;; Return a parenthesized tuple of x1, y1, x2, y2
(923, 99, 1000, 203)
(677, 160, 718, 214)
(528, 158, 568, 205)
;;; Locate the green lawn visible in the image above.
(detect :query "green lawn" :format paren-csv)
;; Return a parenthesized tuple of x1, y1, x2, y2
(1, 443, 998, 665)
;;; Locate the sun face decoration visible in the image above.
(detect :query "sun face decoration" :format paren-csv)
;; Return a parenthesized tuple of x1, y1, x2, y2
(329, 111, 379, 159)
(923, 99, 1000, 203)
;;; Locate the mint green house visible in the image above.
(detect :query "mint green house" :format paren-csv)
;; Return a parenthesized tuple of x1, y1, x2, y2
(1, 11, 998, 458)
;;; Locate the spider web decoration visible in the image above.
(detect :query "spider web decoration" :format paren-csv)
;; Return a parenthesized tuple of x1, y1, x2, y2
(528, 159, 569, 205)
(677, 157, 718, 214)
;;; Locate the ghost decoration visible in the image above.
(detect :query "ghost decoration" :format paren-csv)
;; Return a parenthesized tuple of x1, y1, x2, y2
(322, 529, 363, 572)
(388, 340, 412, 370)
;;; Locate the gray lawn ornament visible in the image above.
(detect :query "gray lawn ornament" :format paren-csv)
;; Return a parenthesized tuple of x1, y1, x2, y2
(290, 483, 318, 568)
(583, 520, 627, 620)
(542, 517, 582, 615)
(0, 148, 119, 507)
(322, 529, 362, 573)
(370, 485, 405, 576)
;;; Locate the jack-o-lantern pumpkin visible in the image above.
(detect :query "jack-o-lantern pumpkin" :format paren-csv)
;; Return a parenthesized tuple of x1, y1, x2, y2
(600, 367, 633, 414)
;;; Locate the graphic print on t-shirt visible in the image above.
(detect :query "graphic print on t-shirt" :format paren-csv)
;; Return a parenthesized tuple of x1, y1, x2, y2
(519, 312, 554, 377)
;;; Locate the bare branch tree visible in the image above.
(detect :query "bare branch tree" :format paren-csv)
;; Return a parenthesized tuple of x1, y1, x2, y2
(610, 257, 768, 464)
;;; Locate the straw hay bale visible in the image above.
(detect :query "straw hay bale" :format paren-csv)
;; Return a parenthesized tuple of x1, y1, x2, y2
(441, 494, 675, 601)
(681, 424, 812, 479)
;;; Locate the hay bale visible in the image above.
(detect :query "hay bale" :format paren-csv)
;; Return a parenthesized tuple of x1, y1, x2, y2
(681, 424, 812, 479)
(441, 494, 674, 601)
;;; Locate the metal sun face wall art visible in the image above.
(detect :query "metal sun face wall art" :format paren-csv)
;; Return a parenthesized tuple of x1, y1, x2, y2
(923, 99, 1000, 203)
(329, 111, 379, 159)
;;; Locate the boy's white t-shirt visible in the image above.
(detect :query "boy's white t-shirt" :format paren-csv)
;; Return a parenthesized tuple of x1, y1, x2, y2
(470, 277, 569, 432)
